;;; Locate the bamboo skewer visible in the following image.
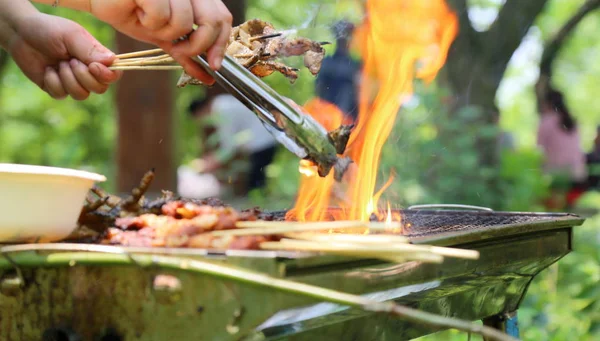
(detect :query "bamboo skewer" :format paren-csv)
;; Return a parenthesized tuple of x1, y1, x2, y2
(261, 240, 445, 264)
(108, 32, 284, 71)
(249, 32, 283, 41)
(109, 66, 184, 71)
(210, 223, 364, 237)
(286, 234, 479, 260)
(115, 48, 164, 59)
(233, 220, 402, 230)
(0, 249, 516, 341)
(286, 232, 410, 244)
(213, 220, 403, 237)
(211, 220, 479, 264)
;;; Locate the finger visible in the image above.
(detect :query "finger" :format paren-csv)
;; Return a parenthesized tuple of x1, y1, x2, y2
(151, 0, 194, 42)
(206, 2, 232, 69)
(178, 57, 215, 85)
(70, 59, 109, 94)
(135, 0, 171, 30)
(43, 67, 67, 99)
(58, 61, 90, 100)
(170, 0, 220, 57)
(63, 24, 116, 66)
(89, 62, 123, 85)
(160, 42, 215, 85)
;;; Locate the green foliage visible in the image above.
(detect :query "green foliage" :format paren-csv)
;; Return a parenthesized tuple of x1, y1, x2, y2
(0, 5, 118, 189)
(0, 1, 598, 339)
(498, 0, 600, 151)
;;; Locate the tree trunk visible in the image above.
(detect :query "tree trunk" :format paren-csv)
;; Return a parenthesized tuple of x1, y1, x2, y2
(430, 0, 550, 207)
(115, 35, 175, 196)
(445, 0, 549, 119)
(115, 0, 246, 196)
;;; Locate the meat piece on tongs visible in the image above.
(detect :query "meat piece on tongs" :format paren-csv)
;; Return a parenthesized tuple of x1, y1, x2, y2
(177, 19, 327, 87)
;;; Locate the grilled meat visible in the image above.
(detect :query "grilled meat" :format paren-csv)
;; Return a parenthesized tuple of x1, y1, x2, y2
(102, 201, 278, 249)
(177, 19, 327, 87)
(74, 170, 280, 250)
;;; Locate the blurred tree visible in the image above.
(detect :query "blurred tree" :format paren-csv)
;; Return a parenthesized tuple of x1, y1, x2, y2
(427, 0, 550, 208)
(115, 35, 176, 195)
(536, 0, 600, 102)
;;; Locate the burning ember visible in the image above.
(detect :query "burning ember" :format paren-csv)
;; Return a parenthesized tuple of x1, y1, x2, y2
(287, 0, 458, 222)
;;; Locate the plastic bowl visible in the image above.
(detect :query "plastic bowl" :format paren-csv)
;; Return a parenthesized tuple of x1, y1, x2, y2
(0, 163, 106, 243)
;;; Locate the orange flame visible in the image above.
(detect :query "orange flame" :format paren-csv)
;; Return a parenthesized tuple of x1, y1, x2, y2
(287, 0, 458, 222)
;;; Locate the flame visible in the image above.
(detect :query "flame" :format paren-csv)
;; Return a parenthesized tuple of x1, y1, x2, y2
(288, 0, 458, 222)
(298, 160, 317, 177)
(385, 202, 392, 225)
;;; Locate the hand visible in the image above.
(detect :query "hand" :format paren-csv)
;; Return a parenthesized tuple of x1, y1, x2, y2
(89, 0, 233, 84)
(7, 13, 121, 100)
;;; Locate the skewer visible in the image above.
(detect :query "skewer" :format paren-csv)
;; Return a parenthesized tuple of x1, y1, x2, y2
(286, 232, 410, 244)
(213, 221, 368, 236)
(249, 32, 283, 41)
(284, 234, 479, 260)
(114, 54, 172, 63)
(260, 240, 445, 264)
(112, 56, 176, 67)
(234, 220, 402, 230)
(108, 65, 183, 71)
(115, 48, 165, 60)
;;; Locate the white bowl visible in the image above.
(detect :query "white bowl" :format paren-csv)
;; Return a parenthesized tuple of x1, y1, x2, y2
(0, 163, 106, 243)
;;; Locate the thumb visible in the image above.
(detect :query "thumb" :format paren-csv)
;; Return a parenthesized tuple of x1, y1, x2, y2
(63, 26, 116, 66)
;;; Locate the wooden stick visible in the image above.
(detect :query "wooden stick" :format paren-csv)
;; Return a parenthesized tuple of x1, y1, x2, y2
(260, 240, 445, 264)
(235, 220, 402, 230)
(285, 234, 479, 260)
(115, 48, 165, 59)
(286, 232, 410, 244)
(108, 66, 183, 71)
(249, 32, 283, 41)
(114, 54, 172, 64)
(112, 57, 176, 67)
(213, 221, 367, 237)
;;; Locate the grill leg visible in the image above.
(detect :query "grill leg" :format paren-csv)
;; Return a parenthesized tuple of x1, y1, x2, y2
(482, 311, 519, 340)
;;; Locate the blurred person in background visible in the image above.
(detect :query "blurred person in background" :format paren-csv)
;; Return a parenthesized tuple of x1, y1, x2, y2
(585, 126, 600, 190)
(536, 89, 587, 209)
(308, 19, 361, 123)
(177, 94, 278, 199)
(0, 0, 232, 100)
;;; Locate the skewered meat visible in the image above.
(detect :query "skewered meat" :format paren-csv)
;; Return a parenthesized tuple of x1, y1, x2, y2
(177, 19, 327, 87)
(102, 201, 278, 249)
(74, 170, 280, 250)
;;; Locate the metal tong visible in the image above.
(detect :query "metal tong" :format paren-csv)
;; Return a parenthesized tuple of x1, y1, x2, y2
(192, 54, 352, 180)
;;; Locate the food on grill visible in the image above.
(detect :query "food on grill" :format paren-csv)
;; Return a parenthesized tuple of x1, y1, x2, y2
(74, 169, 280, 249)
(177, 19, 327, 87)
(103, 201, 279, 249)
(71, 169, 481, 265)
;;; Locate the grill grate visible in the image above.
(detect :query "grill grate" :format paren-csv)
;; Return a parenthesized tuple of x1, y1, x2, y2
(263, 209, 574, 238)
(398, 211, 567, 238)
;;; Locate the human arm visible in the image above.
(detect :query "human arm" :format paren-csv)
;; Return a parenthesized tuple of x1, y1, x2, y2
(0, 0, 121, 100)
(36, 0, 232, 83)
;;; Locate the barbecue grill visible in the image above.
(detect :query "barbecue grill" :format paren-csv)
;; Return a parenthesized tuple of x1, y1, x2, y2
(0, 205, 584, 340)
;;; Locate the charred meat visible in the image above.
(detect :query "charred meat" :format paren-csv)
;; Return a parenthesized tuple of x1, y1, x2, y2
(103, 201, 278, 249)
(177, 19, 327, 87)
(74, 169, 280, 250)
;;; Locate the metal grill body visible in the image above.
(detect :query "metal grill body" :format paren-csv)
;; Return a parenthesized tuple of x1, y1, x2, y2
(0, 209, 584, 340)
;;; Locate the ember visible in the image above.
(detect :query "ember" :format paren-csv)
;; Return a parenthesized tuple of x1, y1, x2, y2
(287, 0, 459, 222)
